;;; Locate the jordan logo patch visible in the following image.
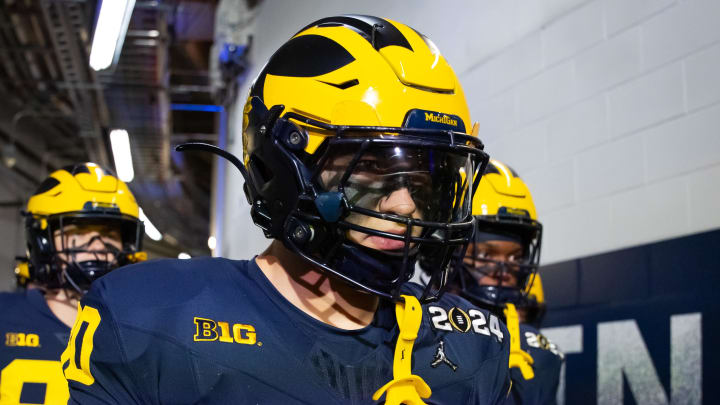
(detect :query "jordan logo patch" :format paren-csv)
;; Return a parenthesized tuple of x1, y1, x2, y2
(430, 340, 458, 371)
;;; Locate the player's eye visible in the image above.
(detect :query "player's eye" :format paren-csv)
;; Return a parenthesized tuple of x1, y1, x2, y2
(507, 250, 526, 263)
(354, 159, 381, 173)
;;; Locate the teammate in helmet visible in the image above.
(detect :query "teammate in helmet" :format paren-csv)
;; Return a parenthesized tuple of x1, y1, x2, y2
(64, 16, 511, 404)
(423, 159, 563, 405)
(0, 163, 145, 404)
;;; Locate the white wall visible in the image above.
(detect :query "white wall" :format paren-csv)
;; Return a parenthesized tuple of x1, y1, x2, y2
(222, 0, 720, 264)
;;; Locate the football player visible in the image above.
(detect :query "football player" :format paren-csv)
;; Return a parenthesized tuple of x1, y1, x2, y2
(426, 159, 563, 405)
(63, 16, 511, 404)
(0, 163, 145, 404)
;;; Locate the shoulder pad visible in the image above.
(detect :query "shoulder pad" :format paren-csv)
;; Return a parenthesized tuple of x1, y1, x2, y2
(0, 291, 31, 314)
(0, 291, 22, 305)
(87, 257, 241, 324)
(520, 323, 565, 360)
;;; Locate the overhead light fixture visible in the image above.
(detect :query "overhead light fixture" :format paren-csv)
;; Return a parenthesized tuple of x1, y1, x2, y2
(178, 252, 191, 259)
(138, 208, 162, 241)
(207, 236, 217, 250)
(109, 129, 134, 182)
(89, 0, 136, 71)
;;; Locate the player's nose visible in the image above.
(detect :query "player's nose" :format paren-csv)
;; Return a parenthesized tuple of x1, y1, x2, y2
(84, 233, 107, 251)
(378, 187, 417, 217)
(483, 268, 513, 285)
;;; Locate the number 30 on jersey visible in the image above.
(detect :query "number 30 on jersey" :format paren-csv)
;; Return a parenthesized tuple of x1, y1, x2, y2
(60, 304, 101, 385)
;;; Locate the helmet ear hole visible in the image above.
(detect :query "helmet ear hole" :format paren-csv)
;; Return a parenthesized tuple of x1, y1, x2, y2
(287, 218, 313, 245)
(281, 124, 308, 151)
(24, 214, 55, 286)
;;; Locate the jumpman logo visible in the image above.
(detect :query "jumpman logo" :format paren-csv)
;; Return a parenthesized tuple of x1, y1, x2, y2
(430, 340, 458, 371)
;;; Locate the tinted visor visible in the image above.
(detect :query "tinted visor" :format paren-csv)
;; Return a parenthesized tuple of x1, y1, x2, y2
(50, 214, 143, 253)
(318, 142, 473, 227)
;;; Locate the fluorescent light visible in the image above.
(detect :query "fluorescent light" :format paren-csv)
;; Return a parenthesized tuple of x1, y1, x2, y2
(138, 208, 162, 241)
(89, 0, 136, 71)
(207, 236, 217, 250)
(110, 129, 134, 182)
(178, 252, 191, 259)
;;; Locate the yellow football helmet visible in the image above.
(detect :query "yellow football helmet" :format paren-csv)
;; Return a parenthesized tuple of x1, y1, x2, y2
(451, 159, 543, 308)
(238, 15, 488, 301)
(24, 163, 145, 293)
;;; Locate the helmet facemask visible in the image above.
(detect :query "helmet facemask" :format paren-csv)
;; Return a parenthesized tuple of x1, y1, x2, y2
(232, 100, 488, 302)
(309, 136, 479, 299)
(452, 218, 542, 309)
(33, 213, 144, 294)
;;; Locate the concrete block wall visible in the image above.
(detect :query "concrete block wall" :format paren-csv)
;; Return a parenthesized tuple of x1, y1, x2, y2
(469, 0, 720, 263)
(223, 0, 720, 264)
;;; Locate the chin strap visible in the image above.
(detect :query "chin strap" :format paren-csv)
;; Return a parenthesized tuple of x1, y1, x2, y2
(373, 295, 431, 405)
(504, 303, 535, 380)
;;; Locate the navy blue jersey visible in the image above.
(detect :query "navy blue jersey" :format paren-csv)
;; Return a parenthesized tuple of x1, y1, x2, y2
(64, 257, 511, 404)
(0, 289, 71, 404)
(507, 324, 563, 405)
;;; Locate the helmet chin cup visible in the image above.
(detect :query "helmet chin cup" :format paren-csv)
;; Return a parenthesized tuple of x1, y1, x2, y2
(464, 283, 524, 308)
(282, 215, 412, 299)
(64, 260, 115, 294)
(330, 242, 414, 297)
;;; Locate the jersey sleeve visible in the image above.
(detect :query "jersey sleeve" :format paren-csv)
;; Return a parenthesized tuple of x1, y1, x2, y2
(474, 320, 512, 405)
(543, 340, 563, 405)
(62, 285, 146, 404)
(507, 325, 563, 405)
(529, 348, 562, 405)
(541, 369, 560, 405)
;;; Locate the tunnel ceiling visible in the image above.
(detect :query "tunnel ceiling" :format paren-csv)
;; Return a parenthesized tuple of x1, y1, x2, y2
(0, 0, 225, 256)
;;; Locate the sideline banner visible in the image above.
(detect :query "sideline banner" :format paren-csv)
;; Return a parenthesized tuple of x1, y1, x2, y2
(540, 229, 720, 405)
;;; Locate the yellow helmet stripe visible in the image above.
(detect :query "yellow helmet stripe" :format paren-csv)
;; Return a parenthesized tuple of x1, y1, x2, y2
(490, 159, 514, 188)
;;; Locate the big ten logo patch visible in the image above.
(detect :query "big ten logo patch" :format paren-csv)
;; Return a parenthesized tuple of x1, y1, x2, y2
(428, 306, 504, 343)
(5, 332, 40, 347)
(193, 317, 259, 346)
